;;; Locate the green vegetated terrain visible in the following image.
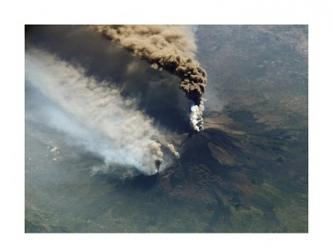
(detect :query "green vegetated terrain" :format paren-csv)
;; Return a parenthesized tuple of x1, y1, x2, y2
(25, 25, 307, 232)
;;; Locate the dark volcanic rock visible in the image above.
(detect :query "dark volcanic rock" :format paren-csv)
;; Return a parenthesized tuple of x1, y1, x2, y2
(180, 128, 243, 170)
(158, 127, 250, 203)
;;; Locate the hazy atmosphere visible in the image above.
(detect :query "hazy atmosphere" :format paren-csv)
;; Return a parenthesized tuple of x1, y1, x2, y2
(25, 25, 308, 232)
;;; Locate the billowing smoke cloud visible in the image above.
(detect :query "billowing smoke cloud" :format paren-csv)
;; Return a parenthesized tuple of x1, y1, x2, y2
(26, 48, 178, 175)
(25, 25, 192, 133)
(92, 25, 208, 131)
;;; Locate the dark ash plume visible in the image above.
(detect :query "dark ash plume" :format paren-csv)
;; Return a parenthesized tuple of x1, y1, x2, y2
(92, 25, 208, 131)
(26, 25, 192, 133)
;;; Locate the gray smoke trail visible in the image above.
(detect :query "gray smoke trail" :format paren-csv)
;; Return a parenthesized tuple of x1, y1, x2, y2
(25, 48, 178, 175)
(92, 25, 208, 132)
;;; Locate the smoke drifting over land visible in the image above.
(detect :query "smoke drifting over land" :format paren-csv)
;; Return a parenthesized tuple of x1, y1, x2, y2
(25, 25, 208, 175)
(26, 25, 192, 133)
(93, 25, 207, 131)
(26, 48, 177, 175)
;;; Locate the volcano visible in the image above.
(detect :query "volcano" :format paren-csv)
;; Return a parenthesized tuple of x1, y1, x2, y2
(25, 25, 308, 233)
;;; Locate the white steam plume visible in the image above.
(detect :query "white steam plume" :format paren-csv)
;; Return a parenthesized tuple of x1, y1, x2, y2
(190, 101, 205, 132)
(25, 48, 177, 175)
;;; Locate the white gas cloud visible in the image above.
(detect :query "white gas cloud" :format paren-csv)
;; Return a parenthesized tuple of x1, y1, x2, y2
(25, 48, 178, 175)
